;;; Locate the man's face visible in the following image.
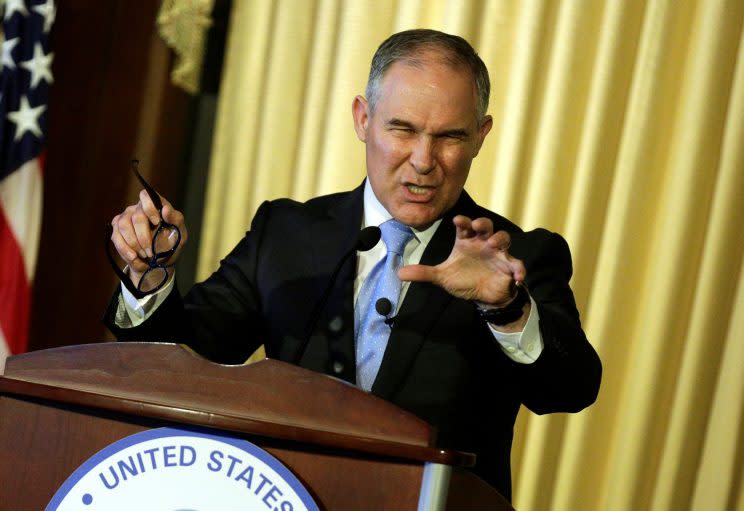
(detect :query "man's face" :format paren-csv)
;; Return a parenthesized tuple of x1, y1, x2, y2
(352, 56, 492, 229)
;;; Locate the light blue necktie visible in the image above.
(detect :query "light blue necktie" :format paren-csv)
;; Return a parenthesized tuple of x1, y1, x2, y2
(355, 219, 414, 391)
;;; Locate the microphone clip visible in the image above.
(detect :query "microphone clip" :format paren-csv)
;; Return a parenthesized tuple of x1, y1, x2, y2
(375, 298, 396, 327)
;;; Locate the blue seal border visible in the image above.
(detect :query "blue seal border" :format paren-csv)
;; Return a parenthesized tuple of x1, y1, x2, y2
(45, 426, 320, 511)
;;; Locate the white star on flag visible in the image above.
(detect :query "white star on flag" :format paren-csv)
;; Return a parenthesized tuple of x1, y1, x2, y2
(3, 0, 29, 20)
(33, 0, 56, 34)
(19, 43, 53, 88)
(6, 95, 46, 140)
(1, 37, 19, 70)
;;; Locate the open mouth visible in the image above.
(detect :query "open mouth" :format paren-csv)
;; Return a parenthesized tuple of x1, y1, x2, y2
(406, 184, 431, 195)
(402, 183, 436, 202)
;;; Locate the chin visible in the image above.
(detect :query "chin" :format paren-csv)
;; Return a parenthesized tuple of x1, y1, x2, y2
(394, 208, 439, 230)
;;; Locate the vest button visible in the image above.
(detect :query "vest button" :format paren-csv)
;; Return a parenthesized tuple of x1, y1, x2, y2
(328, 316, 343, 333)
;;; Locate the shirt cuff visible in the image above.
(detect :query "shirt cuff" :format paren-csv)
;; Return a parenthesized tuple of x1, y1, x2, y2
(116, 272, 175, 328)
(488, 295, 543, 364)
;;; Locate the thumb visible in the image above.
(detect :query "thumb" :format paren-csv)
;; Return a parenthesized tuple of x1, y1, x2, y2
(398, 263, 438, 283)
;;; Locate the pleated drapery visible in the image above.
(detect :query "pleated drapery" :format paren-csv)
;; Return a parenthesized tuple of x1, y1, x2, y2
(196, 1, 744, 509)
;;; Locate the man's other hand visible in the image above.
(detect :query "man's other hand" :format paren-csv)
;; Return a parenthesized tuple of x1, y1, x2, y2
(110, 189, 188, 287)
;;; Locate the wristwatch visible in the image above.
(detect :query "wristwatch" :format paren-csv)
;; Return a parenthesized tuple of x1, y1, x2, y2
(476, 285, 529, 326)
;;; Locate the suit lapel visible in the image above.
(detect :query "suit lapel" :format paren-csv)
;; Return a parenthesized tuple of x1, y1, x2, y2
(306, 183, 365, 381)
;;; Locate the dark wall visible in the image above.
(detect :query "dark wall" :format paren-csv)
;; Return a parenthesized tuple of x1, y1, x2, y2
(29, 1, 192, 350)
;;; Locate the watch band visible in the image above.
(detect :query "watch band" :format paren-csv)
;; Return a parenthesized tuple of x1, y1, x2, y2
(476, 285, 529, 326)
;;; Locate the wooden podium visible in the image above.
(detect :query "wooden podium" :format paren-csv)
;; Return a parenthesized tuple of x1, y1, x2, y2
(0, 343, 513, 510)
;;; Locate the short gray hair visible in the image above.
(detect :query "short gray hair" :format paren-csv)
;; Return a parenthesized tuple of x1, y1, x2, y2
(365, 29, 490, 121)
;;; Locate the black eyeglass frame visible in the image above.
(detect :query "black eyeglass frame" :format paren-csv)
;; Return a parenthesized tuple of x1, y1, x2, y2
(105, 160, 182, 299)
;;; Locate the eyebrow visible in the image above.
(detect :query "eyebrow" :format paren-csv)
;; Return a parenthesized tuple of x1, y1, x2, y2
(386, 118, 470, 138)
(386, 118, 416, 129)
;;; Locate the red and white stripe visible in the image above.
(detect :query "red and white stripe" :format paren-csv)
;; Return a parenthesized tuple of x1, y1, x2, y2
(0, 156, 43, 368)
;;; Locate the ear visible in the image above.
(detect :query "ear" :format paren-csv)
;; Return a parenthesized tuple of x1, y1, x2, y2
(473, 115, 493, 157)
(352, 95, 370, 142)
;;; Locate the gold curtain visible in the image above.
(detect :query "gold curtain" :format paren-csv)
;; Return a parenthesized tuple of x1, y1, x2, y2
(197, 1, 744, 509)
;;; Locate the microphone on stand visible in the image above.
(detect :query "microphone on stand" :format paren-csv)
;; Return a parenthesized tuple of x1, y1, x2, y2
(294, 226, 381, 364)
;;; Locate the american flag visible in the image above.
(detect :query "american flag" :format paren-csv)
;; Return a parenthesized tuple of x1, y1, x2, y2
(0, 0, 55, 367)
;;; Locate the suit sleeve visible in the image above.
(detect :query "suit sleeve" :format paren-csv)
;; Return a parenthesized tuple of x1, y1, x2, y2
(512, 229, 602, 414)
(103, 201, 275, 365)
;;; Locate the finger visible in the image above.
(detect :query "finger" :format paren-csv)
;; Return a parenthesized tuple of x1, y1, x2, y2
(494, 251, 526, 284)
(131, 206, 155, 258)
(486, 230, 512, 252)
(453, 215, 475, 239)
(111, 215, 139, 262)
(471, 217, 494, 240)
(139, 189, 162, 225)
(510, 258, 527, 284)
(162, 203, 186, 231)
(111, 225, 150, 275)
(114, 208, 148, 260)
(398, 263, 438, 283)
(128, 255, 150, 275)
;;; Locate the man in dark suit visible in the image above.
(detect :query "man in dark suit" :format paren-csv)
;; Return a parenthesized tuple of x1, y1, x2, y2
(106, 29, 601, 501)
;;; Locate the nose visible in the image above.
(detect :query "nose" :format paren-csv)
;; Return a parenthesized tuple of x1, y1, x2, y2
(409, 136, 435, 174)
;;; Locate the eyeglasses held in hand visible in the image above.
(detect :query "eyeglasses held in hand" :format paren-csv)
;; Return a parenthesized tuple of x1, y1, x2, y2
(105, 160, 182, 299)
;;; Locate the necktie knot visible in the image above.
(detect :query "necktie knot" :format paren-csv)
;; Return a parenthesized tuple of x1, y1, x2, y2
(380, 219, 414, 256)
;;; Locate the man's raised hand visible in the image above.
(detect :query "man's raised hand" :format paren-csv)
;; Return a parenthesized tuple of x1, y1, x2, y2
(398, 215, 526, 307)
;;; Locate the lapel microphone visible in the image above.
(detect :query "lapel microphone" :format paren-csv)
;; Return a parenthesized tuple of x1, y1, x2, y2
(375, 298, 396, 326)
(295, 226, 382, 364)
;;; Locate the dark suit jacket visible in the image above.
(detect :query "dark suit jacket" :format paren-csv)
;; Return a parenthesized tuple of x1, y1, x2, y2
(105, 182, 601, 501)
